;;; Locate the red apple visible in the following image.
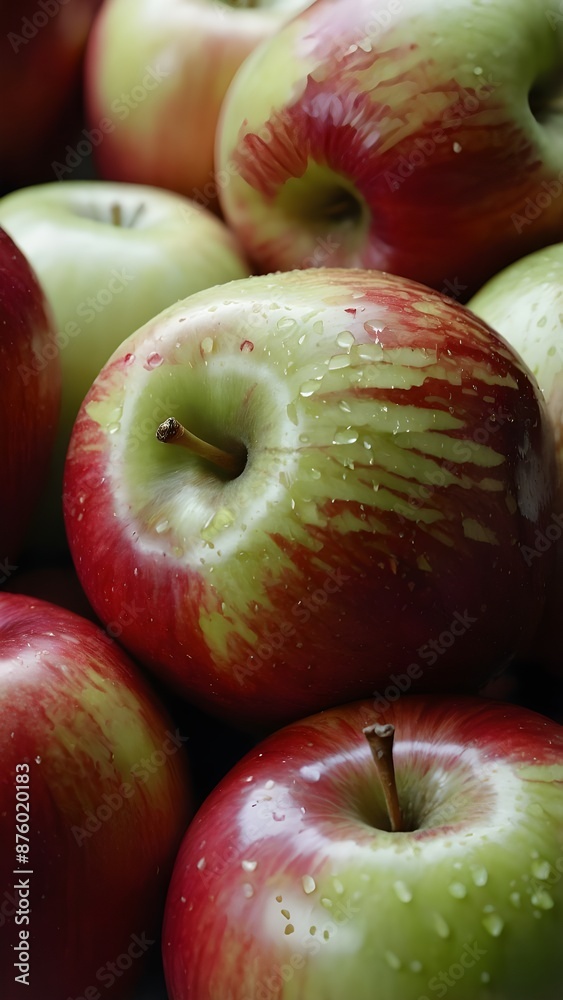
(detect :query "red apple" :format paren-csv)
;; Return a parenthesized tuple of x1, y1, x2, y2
(63, 268, 557, 731)
(163, 695, 563, 1000)
(217, 0, 563, 297)
(0, 0, 102, 188)
(0, 228, 61, 567)
(0, 591, 193, 999)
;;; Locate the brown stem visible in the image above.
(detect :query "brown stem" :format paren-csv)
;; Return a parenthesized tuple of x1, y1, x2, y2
(363, 722, 404, 833)
(156, 417, 244, 476)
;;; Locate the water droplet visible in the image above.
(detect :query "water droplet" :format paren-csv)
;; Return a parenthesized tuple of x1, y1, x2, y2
(473, 65, 483, 74)
(531, 859, 552, 881)
(385, 951, 402, 971)
(509, 891, 521, 908)
(336, 330, 355, 349)
(300, 765, 321, 782)
(448, 881, 467, 899)
(482, 913, 504, 937)
(532, 889, 554, 910)
(35, 756, 41, 764)
(311, 468, 321, 480)
(302, 875, 316, 894)
(277, 317, 297, 333)
(453, 141, 462, 153)
(299, 380, 318, 397)
(471, 866, 488, 887)
(333, 878, 344, 895)
(410, 960, 423, 973)
(328, 354, 350, 370)
(433, 913, 450, 938)
(146, 351, 163, 368)
(242, 860, 257, 872)
(243, 883, 254, 899)
(393, 880, 413, 903)
(527, 802, 545, 818)
(333, 427, 358, 445)
(180, 896, 186, 904)
(338, 399, 352, 413)
(240, 340, 254, 352)
(155, 520, 169, 534)
(197, 857, 206, 871)
(201, 337, 213, 354)
(264, 779, 275, 790)
(480, 972, 491, 985)
(108, 423, 120, 434)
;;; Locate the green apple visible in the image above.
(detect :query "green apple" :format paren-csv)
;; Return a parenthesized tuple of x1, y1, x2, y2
(0, 179, 250, 551)
(469, 242, 563, 675)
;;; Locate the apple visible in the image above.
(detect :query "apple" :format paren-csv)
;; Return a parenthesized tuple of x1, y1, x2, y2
(0, 228, 61, 566)
(162, 694, 563, 1000)
(468, 242, 563, 676)
(0, 0, 102, 189)
(64, 267, 557, 731)
(85, 0, 313, 205)
(0, 590, 193, 1000)
(217, 0, 563, 297)
(0, 179, 250, 552)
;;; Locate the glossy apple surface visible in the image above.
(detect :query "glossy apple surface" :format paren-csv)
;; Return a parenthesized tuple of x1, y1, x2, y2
(85, 0, 312, 203)
(0, 228, 61, 565)
(163, 695, 563, 1000)
(64, 268, 556, 730)
(0, 179, 250, 552)
(468, 243, 563, 676)
(0, 591, 193, 1000)
(217, 0, 563, 296)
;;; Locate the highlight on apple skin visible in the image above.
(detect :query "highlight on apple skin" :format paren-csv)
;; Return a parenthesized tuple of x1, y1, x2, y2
(162, 695, 563, 1000)
(217, 0, 563, 297)
(62, 267, 557, 730)
(0, 591, 193, 1000)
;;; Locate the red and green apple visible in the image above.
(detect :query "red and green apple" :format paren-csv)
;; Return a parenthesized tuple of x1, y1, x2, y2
(163, 695, 563, 1000)
(64, 268, 556, 730)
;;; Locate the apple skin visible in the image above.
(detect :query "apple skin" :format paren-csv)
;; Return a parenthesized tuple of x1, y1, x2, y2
(163, 695, 563, 1000)
(0, 228, 61, 565)
(0, 179, 250, 553)
(0, 591, 193, 1000)
(63, 267, 557, 731)
(468, 244, 563, 677)
(217, 0, 563, 297)
(0, 0, 102, 188)
(85, 0, 313, 204)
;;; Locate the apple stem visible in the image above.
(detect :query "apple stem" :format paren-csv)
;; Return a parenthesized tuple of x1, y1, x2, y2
(363, 722, 404, 833)
(156, 417, 244, 476)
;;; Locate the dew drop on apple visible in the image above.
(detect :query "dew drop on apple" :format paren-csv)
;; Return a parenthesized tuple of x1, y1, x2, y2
(393, 880, 413, 903)
(433, 913, 450, 938)
(410, 961, 423, 974)
(336, 331, 355, 350)
(448, 881, 467, 899)
(328, 354, 350, 370)
(35, 756, 41, 764)
(299, 380, 319, 397)
(470, 865, 488, 887)
(243, 883, 254, 899)
(482, 913, 504, 937)
(145, 351, 163, 369)
(385, 952, 402, 971)
(155, 520, 169, 534)
(509, 891, 521, 908)
(201, 337, 214, 354)
(531, 858, 552, 880)
(302, 875, 316, 894)
(333, 427, 359, 445)
(300, 765, 321, 782)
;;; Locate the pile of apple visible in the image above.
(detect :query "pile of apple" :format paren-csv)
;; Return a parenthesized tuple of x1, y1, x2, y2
(1, 2, 563, 999)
